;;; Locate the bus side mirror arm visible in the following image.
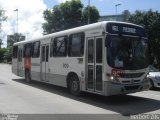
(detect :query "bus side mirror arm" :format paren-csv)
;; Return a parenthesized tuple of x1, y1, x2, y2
(102, 31, 108, 35)
(104, 32, 110, 47)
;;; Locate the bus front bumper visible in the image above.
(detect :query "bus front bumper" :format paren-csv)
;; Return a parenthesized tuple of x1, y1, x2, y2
(103, 80, 150, 96)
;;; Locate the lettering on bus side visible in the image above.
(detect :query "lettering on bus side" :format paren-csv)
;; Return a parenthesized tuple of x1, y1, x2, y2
(63, 63, 69, 68)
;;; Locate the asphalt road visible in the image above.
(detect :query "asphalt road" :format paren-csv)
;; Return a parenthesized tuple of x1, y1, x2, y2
(0, 64, 160, 120)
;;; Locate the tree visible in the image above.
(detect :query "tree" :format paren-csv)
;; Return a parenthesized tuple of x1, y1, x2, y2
(43, 0, 83, 34)
(0, 48, 7, 62)
(0, 47, 12, 63)
(0, 8, 7, 46)
(0, 9, 7, 31)
(60, 0, 83, 29)
(4, 46, 12, 63)
(82, 6, 100, 25)
(128, 10, 160, 69)
(7, 33, 25, 47)
(43, 0, 100, 34)
(0, 39, 2, 49)
(122, 10, 130, 22)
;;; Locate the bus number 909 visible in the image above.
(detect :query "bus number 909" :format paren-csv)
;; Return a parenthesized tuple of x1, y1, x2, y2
(63, 63, 69, 68)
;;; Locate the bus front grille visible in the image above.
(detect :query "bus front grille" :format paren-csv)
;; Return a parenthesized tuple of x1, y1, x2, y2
(119, 72, 145, 78)
(124, 85, 140, 91)
(121, 80, 141, 84)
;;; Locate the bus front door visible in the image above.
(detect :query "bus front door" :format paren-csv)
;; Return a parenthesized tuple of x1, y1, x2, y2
(18, 48, 23, 77)
(41, 45, 49, 82)
(87, 37, 103, 92)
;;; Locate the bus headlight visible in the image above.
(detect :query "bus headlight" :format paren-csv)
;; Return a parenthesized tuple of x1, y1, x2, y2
(110, 76, 114, 80)
(109, 75, 120, 83)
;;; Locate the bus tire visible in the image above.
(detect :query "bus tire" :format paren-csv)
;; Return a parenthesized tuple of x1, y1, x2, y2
(25, 70, 31, 83)
(69, 75, 81, 96)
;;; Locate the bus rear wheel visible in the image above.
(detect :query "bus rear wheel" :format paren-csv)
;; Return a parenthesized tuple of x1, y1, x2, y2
(69, 75, 81, 96)
(25, 70, 31, 83)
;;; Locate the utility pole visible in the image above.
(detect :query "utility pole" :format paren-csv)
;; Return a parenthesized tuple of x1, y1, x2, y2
(115, 3, 121, 15)
(88, 0, 90, 24)
(14, 9, 18, 34)
(14, 9, 19, 42)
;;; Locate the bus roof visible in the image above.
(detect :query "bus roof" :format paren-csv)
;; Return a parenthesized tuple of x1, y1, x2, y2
(13, 21, 143, 46)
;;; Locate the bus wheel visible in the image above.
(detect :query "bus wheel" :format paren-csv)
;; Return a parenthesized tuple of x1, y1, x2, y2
(69, 75, 81, 96)
(25, 70, 31, 83)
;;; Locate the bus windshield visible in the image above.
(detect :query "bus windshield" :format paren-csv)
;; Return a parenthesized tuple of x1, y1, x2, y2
(107, 35, 148, 70)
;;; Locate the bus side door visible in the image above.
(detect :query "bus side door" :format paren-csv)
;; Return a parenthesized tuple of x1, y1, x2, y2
(18, 47, 23, 77)
(41, 44, 49, 82)
(86, 36, 103, 92)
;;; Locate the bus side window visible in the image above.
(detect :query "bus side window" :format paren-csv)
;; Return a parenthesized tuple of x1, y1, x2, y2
(53, 36, 67, 57)
(50, 38, 54, 57)
(24, 43, 32, 57)
(12, 46, 18, 58)
(32, 41, 40, 58)
(68, 32, 85, 57)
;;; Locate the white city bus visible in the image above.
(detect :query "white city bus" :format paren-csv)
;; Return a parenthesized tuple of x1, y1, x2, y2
(12, 21, 150, 96)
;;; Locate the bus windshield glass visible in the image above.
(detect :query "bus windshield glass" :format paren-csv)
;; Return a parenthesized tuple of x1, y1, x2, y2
(107, 35, 148, 70)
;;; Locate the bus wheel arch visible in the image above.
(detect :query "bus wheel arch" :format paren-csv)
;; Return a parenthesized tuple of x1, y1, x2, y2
(25, 69, 31, 83)
(66, 72, 81, 96)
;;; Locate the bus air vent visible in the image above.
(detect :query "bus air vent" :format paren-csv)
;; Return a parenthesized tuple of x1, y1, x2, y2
(124, 85, 140, 91)
(119, 72, 144, 78)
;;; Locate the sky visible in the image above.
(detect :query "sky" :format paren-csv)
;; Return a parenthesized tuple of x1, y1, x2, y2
(0, 0, 160, 47)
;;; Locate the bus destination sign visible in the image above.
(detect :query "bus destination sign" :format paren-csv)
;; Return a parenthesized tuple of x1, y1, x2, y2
(106, 23, 146, 37)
